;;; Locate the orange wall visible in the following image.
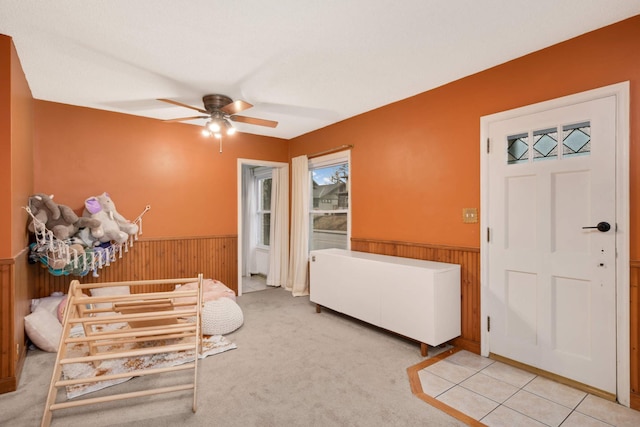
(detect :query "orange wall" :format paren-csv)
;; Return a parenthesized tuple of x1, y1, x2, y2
(28, 15, 640, 255)
(33, 102, 289, 238)
(0, 35, 33, 259)
(0, 37, 11, 259)
(291, 15, 640, 256)
(10, 38, 34, 256)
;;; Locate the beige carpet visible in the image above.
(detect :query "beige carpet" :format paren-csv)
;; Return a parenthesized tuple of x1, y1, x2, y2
(1, 287, 466, 427)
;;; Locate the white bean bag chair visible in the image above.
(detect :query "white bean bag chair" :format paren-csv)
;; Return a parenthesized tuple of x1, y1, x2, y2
(201, 297, 244, 336)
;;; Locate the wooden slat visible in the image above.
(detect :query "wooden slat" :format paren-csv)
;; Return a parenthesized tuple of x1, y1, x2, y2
(55, 363, 195, 387)
(60, 343, 196, 365)
(48, 384, 195, 411)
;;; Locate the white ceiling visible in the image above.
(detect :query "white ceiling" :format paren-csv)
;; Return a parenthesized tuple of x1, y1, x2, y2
(1, 1, 639, 140)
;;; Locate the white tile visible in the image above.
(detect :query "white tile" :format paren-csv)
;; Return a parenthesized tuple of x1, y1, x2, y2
(460, 372, 519, 403)
(503, 390, 572, 427)
(523, 376, 587, 409)
(480, 361, 536, 388)
(576, 394, 640, 427)
(425, 360, 477, 384)
(481, 405, 547, 427)
(560, 411, 613, 427)
(447, 350, 494, 371)
(417, 370, 455, 397)
(437, 385, 499, 420)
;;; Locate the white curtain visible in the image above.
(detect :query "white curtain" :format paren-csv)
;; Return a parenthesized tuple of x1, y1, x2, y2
(266, 166, 289, 288)
(287, 155, 310, 296)
(241, 166, 256, 277)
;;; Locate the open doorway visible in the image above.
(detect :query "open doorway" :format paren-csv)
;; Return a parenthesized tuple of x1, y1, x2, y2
(237, 159, 288, 295)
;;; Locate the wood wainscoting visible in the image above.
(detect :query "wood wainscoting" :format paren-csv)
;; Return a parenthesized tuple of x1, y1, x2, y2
(350, 239, 640, 411)
(631, 260, 640, 410)
(31, 235, 238, 298)
(351, 238, 480, 354)
(9, 235, 640, 406)
(0, 249, 32, 394)
(1, 235, 236, 394)
(0, 258, 17, 394)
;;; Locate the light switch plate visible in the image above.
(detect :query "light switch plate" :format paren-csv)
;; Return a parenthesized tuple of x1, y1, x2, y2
(463, 208, 478, 223)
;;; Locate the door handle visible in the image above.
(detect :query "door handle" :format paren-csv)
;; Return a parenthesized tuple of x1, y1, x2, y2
(582, 222, 611, 232)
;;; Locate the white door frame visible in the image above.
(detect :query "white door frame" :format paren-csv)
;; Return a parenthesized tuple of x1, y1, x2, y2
(237, 158, 288, 296)
(480, 82, 630, 405)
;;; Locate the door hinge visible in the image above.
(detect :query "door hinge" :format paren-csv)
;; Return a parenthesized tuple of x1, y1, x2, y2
(487, 316, 490, 332)
(487, 138, 490, 154)
(487, 227, 490, 242)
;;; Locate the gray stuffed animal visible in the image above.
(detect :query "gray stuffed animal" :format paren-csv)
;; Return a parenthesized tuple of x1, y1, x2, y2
(82, 192, 138, 244)
(28, 193, 102, 241)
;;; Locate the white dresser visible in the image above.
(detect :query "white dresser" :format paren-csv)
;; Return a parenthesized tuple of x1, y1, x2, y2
(309, 248, 461, 355)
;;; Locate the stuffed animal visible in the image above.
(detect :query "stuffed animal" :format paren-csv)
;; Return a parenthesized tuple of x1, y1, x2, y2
(72, 227, 101, 247)
(28, 194, 102, 241)
(28, 193, 60, 232)
(47, 243, 85, 270)
(83, 192, 138, 244)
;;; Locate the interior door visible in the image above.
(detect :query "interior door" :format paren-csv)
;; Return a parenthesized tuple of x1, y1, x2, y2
(487, 95, 617, 394)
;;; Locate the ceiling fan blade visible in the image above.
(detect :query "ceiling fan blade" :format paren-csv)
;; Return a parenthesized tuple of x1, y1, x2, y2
(158, 98, 208, 114)
(221, 100, 253, 115)
(163, 115, 209, 122)
(230, 115, 278, 128)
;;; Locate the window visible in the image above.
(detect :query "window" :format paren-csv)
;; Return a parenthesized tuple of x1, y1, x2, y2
(507, 121, 591, 165)
(562, 122, 591, 158)
(309, 152, 350, 251)
(255, 169, 272, 247)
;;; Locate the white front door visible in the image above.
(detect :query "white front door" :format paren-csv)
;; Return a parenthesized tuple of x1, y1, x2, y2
(486, 95, 618, 394)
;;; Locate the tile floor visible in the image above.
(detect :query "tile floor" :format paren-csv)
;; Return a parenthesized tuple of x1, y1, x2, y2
(242, 274, 268, 293)
(418, 350, 640, 427)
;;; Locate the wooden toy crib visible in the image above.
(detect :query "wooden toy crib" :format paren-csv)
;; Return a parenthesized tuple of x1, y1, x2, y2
(41, 275, 204, 427)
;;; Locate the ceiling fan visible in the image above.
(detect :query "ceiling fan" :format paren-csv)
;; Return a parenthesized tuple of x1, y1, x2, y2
(158, 94, 278, 135)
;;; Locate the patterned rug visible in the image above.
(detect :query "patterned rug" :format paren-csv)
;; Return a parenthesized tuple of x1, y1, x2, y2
(62, 324, 236, 399)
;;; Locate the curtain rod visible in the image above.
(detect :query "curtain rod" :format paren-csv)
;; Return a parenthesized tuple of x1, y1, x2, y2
(307, 144, 354, 159)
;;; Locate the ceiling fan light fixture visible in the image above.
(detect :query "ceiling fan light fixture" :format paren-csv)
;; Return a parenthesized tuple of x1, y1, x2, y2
(225, 119, 236, 135)
(207, 120, 221, 133)
(159, 95, 277, 137)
